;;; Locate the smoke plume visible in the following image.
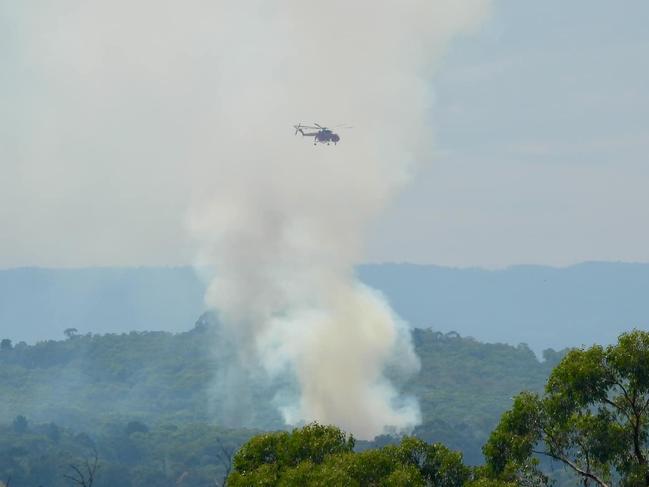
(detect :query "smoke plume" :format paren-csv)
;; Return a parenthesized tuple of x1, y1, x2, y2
(190, 1, 491, 438)
(4, 0, 490, 438)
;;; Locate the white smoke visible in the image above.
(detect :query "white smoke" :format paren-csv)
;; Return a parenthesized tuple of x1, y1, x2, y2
(190, 1, 491, 438)
(4, 0, 489, 438)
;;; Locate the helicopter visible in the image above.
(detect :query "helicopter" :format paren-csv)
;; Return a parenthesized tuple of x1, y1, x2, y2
(293, 123, 351, 145)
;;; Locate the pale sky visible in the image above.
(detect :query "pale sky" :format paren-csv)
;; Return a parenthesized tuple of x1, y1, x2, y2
(370, 0, 649, 267)
(2, 0, 648, 269)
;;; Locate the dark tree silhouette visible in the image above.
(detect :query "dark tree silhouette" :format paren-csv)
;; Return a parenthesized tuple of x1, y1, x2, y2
(12, 415, 28, 434)
(215, 438, 237, 487)
(64, 328, 79, 339)
(63, 448, 99, 487)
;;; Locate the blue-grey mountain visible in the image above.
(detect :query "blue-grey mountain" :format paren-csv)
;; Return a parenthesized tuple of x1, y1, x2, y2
(1, 262, 648, 352)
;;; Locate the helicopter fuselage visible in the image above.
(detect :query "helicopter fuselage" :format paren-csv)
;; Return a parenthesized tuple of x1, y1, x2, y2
(298, 128, 341, 145)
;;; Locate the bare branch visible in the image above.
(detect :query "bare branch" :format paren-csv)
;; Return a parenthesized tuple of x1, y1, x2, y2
(63, 447, 99, 487)
(63, 465, 87, 487)
(612, 379, 634, 411)
(641, 396, 649, 414)
(532, 449, 610, 487)
(602, 396, 632, 424)
(214, 438, 237, 487)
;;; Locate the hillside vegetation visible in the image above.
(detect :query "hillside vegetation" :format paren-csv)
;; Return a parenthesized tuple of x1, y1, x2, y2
(0, 315, 560, 464)
(4, 325, 648, 486)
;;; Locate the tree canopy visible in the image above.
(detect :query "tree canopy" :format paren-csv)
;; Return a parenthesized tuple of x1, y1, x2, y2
(0, 319, 559, 462)
(2, 328, 648, 486)
(484, 330, 649, 487)
(227, 423, 479, 487)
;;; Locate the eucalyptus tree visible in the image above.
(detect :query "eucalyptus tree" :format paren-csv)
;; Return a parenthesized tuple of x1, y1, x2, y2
(484, 330, 649, 487)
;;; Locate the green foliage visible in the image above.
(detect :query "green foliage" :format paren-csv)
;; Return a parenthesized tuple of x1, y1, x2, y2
(482, 392, 542, 474)
(465, 477, 518, 487)
(406, 329, 558, 463)
(0, 319, 282, 433)
(228, 423, 475, 486)
(286, 422, 355, 462)
(0, 320, 561, 464)
(397, 437, 470, 486)
(0, 419, 252, 487)
(7, 315, 646, 486)
(230, 423, 354, 483)
(484, 329, 649, 487)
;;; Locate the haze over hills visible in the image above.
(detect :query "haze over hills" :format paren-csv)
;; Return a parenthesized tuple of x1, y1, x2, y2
(0, 267, 205, 344)
(358, 261, 649, 352)
(0, 319, 555, 465)
(1, 262, 648, 352)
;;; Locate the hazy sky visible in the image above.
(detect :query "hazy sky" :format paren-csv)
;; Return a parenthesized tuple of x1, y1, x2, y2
(2, 0, 648, 269)
(371, 0, 649, 267)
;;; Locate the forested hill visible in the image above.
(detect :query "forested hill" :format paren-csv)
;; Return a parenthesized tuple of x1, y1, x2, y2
(0, 316, 560, 464)
(2, 262, 648, 351)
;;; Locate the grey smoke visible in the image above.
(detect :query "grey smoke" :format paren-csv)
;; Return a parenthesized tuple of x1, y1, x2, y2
(1, 0, 490, 438)
(190, 1, 491, 438)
